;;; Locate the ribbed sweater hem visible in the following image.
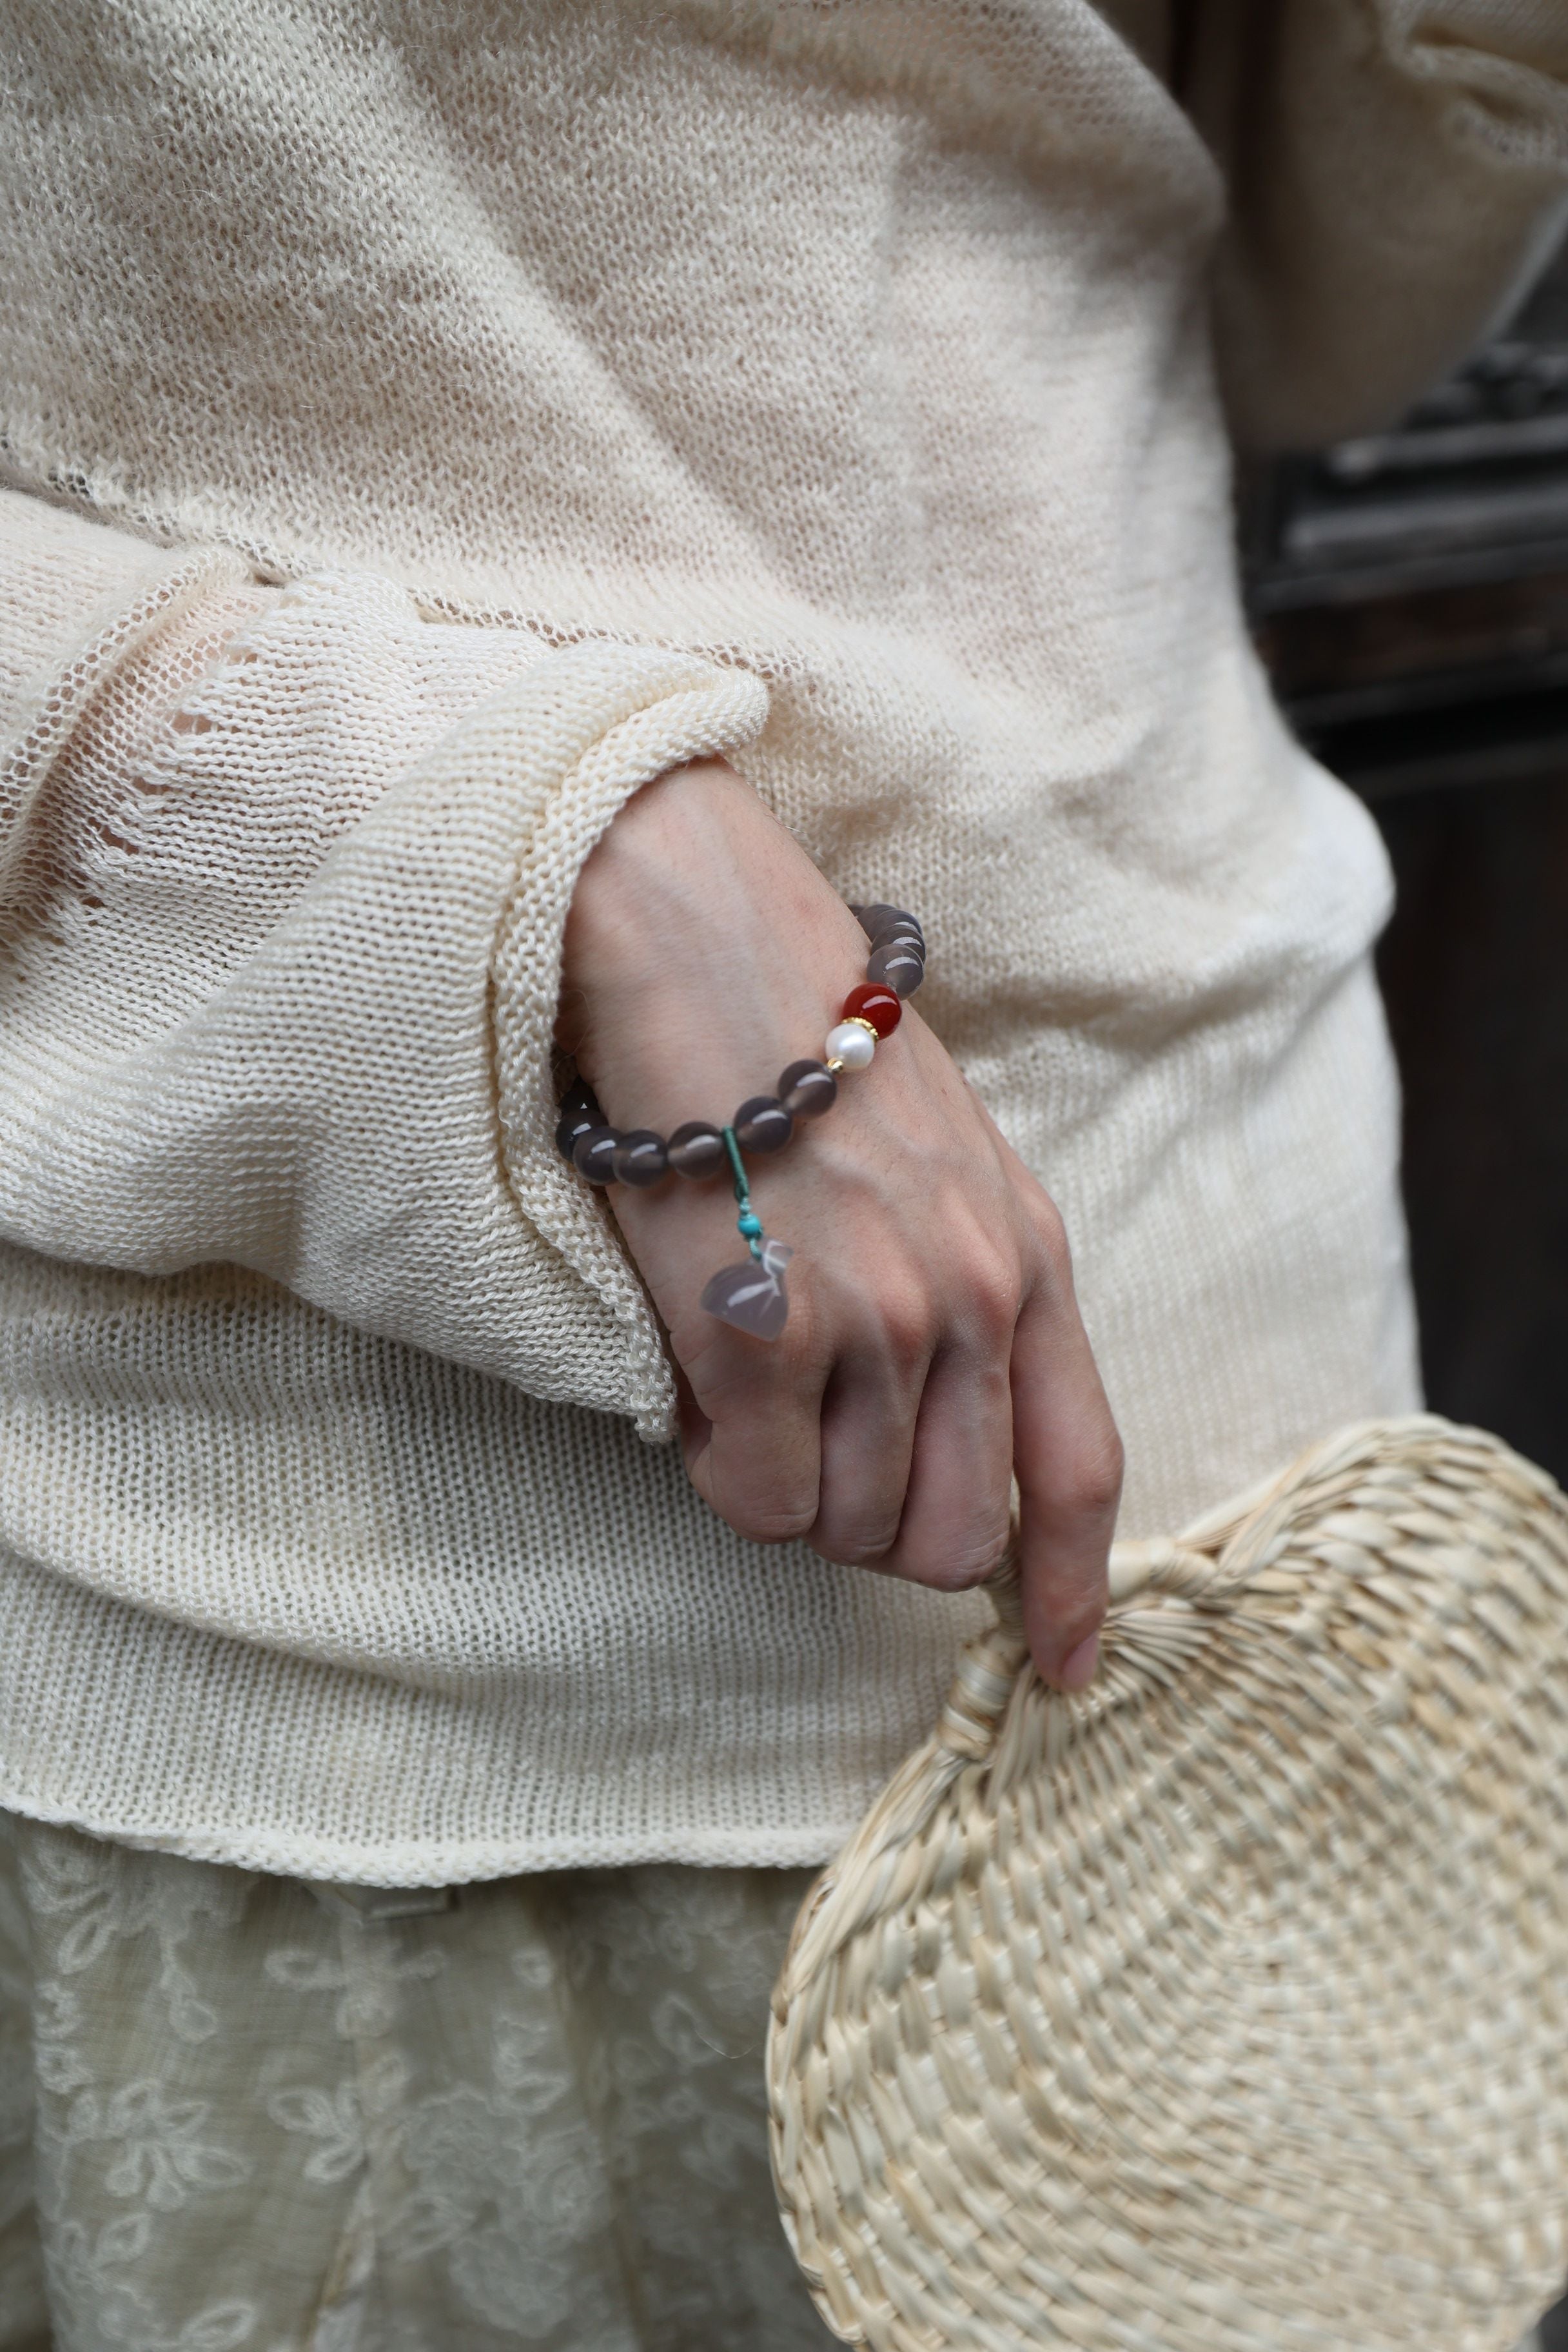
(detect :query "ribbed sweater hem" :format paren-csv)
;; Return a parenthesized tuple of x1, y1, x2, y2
(0, 1549, 972, 1887)
(0, 1789, 848, 1887)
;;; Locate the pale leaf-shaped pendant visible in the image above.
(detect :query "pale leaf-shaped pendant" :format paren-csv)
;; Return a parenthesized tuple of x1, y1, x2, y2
(700, 1239, 794, 1340)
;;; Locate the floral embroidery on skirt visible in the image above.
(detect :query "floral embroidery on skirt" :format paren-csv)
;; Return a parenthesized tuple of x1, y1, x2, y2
(0, 1817, 828, 2351)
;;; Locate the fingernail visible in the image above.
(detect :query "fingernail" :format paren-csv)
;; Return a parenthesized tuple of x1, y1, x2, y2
(1057, 1632, 1100, 1692)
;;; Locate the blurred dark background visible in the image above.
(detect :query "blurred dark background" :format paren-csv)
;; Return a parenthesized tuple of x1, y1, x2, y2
(1247, 240, 1568, 1495)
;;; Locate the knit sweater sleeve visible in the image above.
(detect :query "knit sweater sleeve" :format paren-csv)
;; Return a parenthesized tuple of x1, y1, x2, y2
(1184, 0, 1568, 450)
(0, 490, 769, 1438)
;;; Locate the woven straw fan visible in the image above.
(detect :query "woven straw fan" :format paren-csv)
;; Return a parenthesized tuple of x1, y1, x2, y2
(769, 1415, 1568, 2352)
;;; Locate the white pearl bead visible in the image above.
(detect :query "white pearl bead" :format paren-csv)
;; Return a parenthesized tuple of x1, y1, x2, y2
(826, 1021, 875, 1071)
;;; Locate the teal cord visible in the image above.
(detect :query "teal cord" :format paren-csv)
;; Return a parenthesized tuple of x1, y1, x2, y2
(721, 1126, 765, 1259)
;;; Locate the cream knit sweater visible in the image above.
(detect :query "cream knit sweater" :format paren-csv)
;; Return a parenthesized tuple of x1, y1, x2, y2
(1, 0, 1565, 1884)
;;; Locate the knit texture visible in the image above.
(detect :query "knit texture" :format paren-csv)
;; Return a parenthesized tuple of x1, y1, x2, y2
(0, 518, 768, 1431)
(0, 0, 1564, 1881)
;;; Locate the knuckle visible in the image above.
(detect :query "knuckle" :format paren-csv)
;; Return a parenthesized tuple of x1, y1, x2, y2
(883, 1494, 1014, 1593)
(1030, 1196, 1072, 1282)
(815, 1517, 901, 1571)
(782, 1277, 832, 1360)
(1054, 1423, 1125, 1527)
(960, 1247, 1023, 1346)
(873, 1282, 934, 1376)
(767, 1302, 832, 1387)
(917, 1524, 1015, 1593)
(729, 1496, 818, 1547)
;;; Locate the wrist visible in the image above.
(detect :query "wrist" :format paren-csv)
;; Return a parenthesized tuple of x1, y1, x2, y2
(560, 759, 868, 1124)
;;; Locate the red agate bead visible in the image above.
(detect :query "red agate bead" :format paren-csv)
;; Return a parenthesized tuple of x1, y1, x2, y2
(840, 981, 901, 1038)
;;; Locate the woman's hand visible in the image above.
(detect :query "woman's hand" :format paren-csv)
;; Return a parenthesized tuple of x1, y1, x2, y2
(560, 758, 1122, 1689)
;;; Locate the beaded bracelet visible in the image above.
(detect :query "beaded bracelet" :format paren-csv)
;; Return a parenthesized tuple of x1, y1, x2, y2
(555, 902, 925, 1339)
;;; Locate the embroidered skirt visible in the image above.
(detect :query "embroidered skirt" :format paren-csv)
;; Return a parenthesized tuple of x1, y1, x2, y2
(0, 1816, 827, 2350)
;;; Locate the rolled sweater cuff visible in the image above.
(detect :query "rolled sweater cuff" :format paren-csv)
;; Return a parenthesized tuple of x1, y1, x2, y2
(0, 525, 769, 1438)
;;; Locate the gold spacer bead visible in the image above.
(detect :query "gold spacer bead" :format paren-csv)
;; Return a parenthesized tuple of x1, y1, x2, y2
(848, 1017, 878, 1039)
(825, 1057, 845, 1075)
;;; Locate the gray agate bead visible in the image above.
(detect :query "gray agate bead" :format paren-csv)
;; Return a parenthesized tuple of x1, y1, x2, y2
(668, 1121, 726, 1179)
(614, 1129, 669, 1186)
(856, 903, 921, 945)
(734, 1095, 792, 1152)
(867, 941, 925, 996)
(556, 1105, 600, 1161)
(778, 1059, 837, 1119)
(555, 1077, 605, 1161)
(572, 1126, 622, 1185)
(872, 919, 924, 954)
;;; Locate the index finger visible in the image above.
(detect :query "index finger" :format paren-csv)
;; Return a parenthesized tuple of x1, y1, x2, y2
(1009, 1266, 1122, 1689)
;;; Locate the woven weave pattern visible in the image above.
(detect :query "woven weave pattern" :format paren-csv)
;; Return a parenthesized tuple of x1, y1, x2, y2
(769, 1416, 1568, 2350)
